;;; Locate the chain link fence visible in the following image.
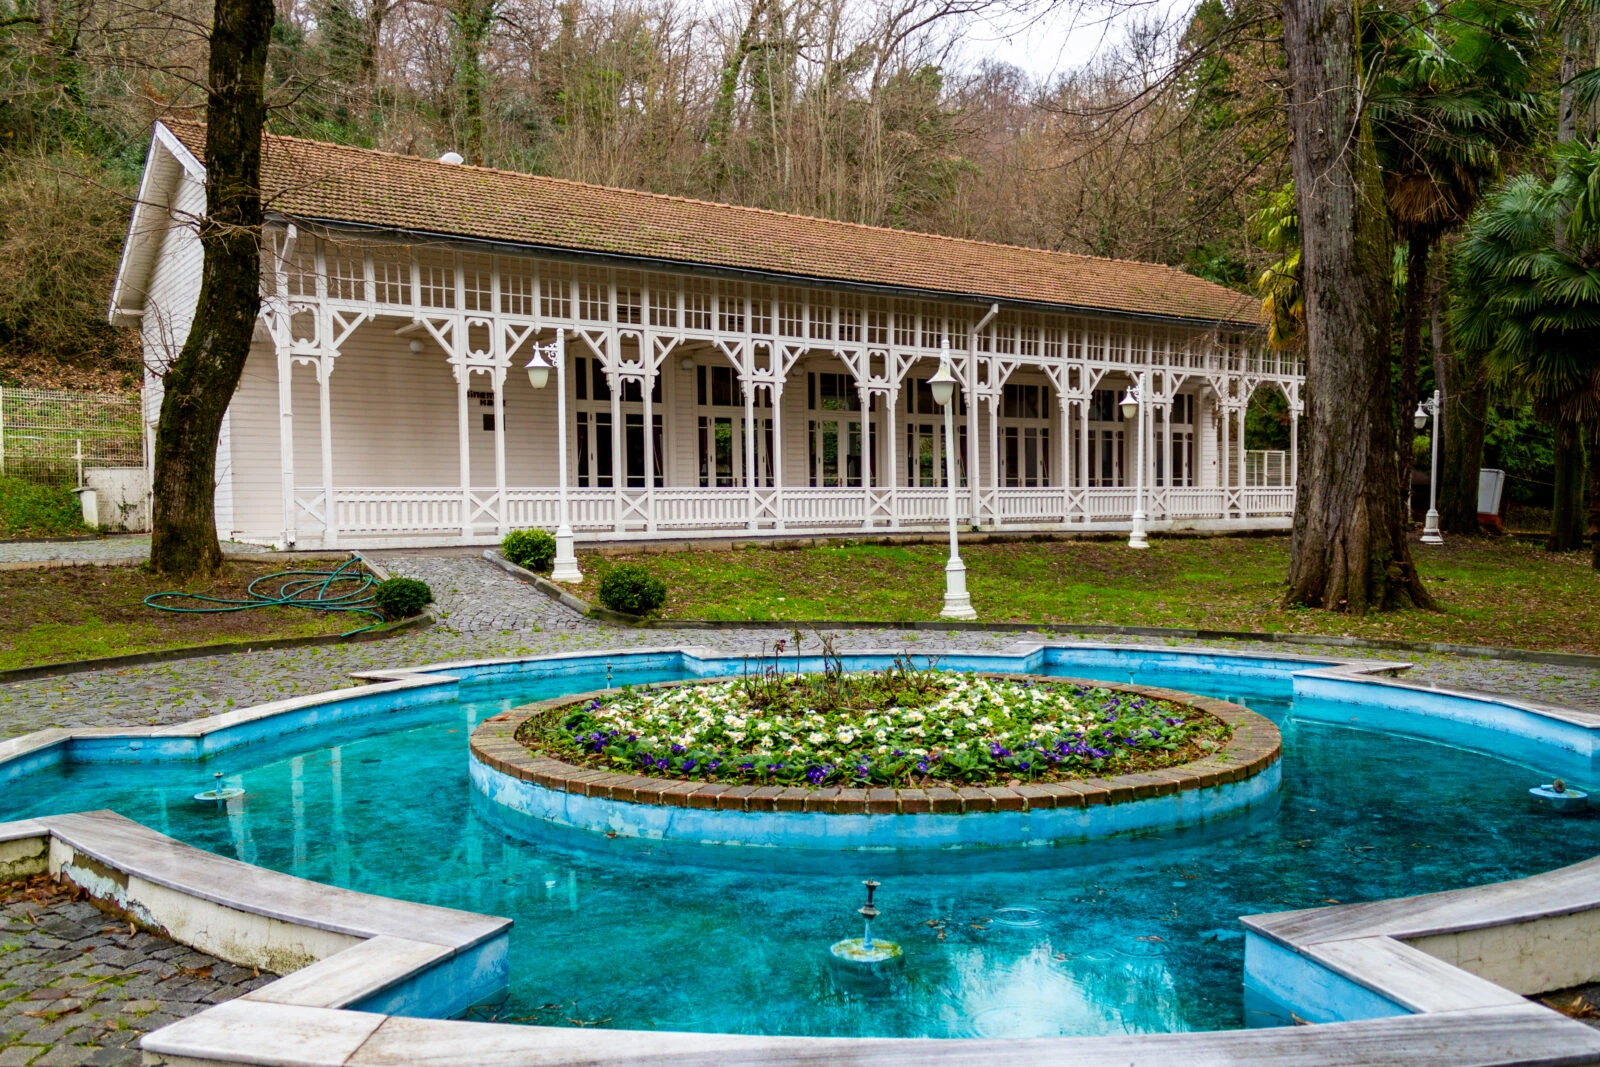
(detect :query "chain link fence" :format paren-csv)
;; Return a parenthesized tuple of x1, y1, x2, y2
(0, 387, 145, 485)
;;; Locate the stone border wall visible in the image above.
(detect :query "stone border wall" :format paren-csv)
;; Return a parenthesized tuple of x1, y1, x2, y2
(469, 676, 1280, 817)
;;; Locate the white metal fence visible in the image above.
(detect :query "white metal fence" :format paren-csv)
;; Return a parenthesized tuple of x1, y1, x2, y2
(0, 387, 145, 485)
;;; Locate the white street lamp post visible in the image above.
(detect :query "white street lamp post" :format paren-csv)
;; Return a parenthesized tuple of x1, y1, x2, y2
(526, 333, 584, 581)
(1414, 389, 1443, 545)
(929, 343, 975, 620)
(1121, 372, 1149, 549)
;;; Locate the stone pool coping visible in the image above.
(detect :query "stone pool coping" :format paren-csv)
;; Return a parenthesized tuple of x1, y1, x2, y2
(6, 642, 1600, 1062)
(5, 811, 1600, 1065)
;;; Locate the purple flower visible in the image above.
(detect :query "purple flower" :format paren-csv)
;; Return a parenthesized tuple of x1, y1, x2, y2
(670, 744, 685, 755)
(708, 759, 722, 772)
(739, 762, 755, 772)
(682, 758, 697, 772)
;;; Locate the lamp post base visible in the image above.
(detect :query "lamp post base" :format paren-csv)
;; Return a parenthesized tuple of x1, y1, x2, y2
(1420, 510, 1443, 546)
(1127, 516, 1149, 550)
(551, 523, 583, 582)
(940, 555, 977, 620)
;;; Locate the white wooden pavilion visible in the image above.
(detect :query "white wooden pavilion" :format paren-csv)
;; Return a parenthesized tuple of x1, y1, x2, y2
(110, 121, 1303, 550)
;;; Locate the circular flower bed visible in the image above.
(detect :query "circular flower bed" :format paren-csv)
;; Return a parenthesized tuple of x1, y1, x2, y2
(517, 669, 1229, 789)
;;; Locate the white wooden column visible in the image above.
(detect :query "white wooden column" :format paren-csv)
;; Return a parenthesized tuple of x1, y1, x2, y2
(492, 365, 508, 536)
(987, 372, 1001, 526)
(278, 348, 296, 546)
(456, 363, 472, 538)
(856, 378, 873, 530)
(742, 357, 757, 532)
(1290, 392, 1300, 490)
(642, 339, 657, 533)
(886, 380, 900, 527)
(607, 335, 623, 534)
(770, 377, 786, 531)
(317, 356, 336, 547)
(1058, 391, 1073, 523)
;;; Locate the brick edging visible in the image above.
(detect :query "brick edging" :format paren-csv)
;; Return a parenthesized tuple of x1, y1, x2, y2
(469, 674, 1281, 816)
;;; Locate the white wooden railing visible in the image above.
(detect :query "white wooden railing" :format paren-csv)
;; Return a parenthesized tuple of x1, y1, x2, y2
(300, 483, 1293, 542)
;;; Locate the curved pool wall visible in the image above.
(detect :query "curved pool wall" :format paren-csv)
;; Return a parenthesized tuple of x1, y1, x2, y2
(469, 755, 1282, 853)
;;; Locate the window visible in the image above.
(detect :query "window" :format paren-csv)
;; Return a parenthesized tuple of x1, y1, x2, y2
(905, 422, 966, 487)
(806, 372, 873, 487)
(905, 377, 966, 416)
(692, 361, 770, 486)
(571, 356, 661, 488)
(1156, 393, 1196, 487)
(1087, 387, 1125, 487)
(1001, 382, 1050, 487)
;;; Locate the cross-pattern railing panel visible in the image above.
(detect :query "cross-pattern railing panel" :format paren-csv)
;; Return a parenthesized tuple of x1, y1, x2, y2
(781, 488, 868, 528)
(334, 488, 463, 536)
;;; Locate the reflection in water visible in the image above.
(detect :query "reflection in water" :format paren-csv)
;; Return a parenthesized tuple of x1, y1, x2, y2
(5, 665, 1600, 1039)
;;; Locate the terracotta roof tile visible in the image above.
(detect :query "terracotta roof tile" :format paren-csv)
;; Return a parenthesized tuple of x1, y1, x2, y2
(164, 122, 1259, 327)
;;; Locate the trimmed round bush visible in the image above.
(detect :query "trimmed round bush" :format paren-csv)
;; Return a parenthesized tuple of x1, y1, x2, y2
(372, 577, 433, 620)
(502, 528, 556, 572)
(597, 564, 667, 616)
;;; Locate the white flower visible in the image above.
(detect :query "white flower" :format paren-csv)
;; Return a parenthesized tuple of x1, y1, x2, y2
(808, 731, 828, 745)
(836, 727, 857, 744)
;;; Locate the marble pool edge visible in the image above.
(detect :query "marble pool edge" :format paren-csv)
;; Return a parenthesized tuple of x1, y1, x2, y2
(3, 642, 1600, 1063)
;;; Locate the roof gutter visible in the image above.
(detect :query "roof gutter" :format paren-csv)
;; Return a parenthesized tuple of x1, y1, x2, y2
(274, 214, 1264, 334)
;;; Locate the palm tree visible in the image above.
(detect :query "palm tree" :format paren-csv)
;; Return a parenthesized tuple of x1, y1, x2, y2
(1250, 182, 1303, 352)
(1453, 142, 1600, 564)
(1367, 0, 1542, 503)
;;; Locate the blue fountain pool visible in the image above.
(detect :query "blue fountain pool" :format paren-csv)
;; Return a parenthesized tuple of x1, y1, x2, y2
(3, 655, 1597, 1039)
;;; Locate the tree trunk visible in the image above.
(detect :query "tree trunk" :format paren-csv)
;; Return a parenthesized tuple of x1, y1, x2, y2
(147, 0, 273, 578)
(1433, 259, 1488, 535)
(449, 0, 496, 164)
(1395, 231, 1430, 511)
(1550, 418, 1586, 552)
(1282, 0, 1432, 613)
(1587, 418, 1600, 570)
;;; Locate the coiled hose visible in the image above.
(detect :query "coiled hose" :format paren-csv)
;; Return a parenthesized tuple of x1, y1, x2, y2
(144, 555, 386, 636)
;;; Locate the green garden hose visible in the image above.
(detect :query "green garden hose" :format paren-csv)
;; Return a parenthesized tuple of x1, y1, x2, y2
(143, 555, 386, 636)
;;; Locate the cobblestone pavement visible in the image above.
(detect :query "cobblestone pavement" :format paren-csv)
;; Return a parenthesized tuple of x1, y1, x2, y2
(2, 554, 1598, 742)
(0, 876, 274, 1066)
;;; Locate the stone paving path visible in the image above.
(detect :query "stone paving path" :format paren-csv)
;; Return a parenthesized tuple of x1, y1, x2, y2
(3, 552, 1599, 741)
(0, 537, 269, 568)
(0, 876, 274, 1066)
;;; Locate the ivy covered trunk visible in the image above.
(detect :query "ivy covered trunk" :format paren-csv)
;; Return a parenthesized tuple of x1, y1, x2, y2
(1588, 419, 1600, 570)
(1282, 0, 1432, 612)
(1433, 265, 1489, 535)
(1394, 232, 1430, 503)
(147, 0, 274, 578)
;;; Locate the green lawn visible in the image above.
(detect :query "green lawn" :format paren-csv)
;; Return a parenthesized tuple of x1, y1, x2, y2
(568, 535, 1600, 654)
(0, 562, 366, 671)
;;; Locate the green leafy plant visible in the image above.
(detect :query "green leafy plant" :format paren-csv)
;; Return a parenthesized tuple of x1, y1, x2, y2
(372, 577, 432, 620)
(502, 528, 556, 572)
(597, 563, 668, 615)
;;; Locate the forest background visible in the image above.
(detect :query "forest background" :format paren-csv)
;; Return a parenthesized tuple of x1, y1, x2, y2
(0, 0, 1566, 513)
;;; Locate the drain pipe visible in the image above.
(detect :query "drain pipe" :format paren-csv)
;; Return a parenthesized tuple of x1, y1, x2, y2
(968, 304, 1000, 526)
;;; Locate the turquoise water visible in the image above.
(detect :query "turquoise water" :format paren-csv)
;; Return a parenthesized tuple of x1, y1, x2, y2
(4, 661, 1599, 1038)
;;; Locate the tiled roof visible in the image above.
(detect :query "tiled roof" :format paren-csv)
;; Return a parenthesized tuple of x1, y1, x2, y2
(163, 122, 1258, 328)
